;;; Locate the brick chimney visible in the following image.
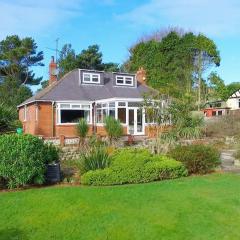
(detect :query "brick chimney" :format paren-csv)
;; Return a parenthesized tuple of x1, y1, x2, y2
(49, 56, 57, 85)
(136, 67, 146, 85)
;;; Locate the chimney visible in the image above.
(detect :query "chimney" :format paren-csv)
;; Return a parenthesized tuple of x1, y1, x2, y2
(49, 56, 57, 85)
(136, 67, 146, 85)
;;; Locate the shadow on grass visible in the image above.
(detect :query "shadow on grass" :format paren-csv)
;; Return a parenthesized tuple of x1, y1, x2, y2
(0, 228, 28, 240)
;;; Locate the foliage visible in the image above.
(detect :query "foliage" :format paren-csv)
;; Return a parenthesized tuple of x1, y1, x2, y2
(58, 44, 77, 77)
(0, 103, 20, 133)
(126, 29, 220, 101)
(104, 116, 123, 144)
(0, 134, 59, 188)
(0, 35, 44, 85)
(169, 97, 205, 140)
(207, 72, 228, 101)
(79, 146, 111, 174)
(0, 76, 32, 107)
(169, 144, 220, 174)
(81, 148, 187, 185)
(58, 44, 120, 77)
(76, 118, 89, 143)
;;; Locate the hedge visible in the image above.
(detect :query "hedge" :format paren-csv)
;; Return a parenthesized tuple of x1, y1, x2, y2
(0, 134, 59, 188)
(81, 148, 187, 186)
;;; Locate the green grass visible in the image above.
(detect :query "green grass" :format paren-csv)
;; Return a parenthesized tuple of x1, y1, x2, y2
(1, 173, 240, 240)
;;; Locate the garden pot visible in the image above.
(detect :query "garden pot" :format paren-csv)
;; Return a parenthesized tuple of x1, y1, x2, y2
(46, 162, 61, 184)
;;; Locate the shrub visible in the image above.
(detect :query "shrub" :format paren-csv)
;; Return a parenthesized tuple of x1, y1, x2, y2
(0, 103, 18, 133)
(168, 144, 220, 174)
(81, 148, 187, 185)
(76, 118, 89, 144)
(79, 146, 111, 174)
(104, 116, 123, 144)
(0, 134, 59, 188)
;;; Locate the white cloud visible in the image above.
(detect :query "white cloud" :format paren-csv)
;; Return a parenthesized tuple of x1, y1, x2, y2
(116, 0, 240, 37)
(0, 0, 83, 39)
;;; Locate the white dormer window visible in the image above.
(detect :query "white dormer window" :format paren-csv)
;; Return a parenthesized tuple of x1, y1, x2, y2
(83, 72, 100, 84)
(116, 75, 134, 86)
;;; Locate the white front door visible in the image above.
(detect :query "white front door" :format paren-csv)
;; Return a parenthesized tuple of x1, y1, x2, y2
(128, 108, 144, 135)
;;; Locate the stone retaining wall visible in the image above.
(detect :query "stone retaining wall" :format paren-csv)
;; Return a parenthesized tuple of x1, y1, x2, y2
(59, 147, 82, 161)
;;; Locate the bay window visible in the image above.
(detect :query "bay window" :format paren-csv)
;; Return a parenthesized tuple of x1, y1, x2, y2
(57, 103, 91, 124)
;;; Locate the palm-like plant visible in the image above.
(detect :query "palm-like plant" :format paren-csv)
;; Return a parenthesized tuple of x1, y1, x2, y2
(79, 146, 111, 174)
(76, 118, 89, 145)
(104, 116, 123, 145)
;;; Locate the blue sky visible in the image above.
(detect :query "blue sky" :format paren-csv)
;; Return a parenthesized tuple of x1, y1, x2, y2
(0, 0, 240, 91)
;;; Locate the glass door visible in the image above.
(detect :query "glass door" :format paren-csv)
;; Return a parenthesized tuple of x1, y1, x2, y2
(136, 108, 143, 134)
(128, 108, 144, 135)
(128, 109, 134, 135)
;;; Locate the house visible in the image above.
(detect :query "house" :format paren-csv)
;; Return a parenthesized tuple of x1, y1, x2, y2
(203, 100, 230, 117)
(18, 57, 167, 138)
(226, 90, 240, 110)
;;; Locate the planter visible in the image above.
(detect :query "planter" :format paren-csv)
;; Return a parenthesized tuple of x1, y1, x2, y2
(46, 162, 61, 184)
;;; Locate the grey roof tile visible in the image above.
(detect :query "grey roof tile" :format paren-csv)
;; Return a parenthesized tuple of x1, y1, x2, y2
(19, 69, 156, 106)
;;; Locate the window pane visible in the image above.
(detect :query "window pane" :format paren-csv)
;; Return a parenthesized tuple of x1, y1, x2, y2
(125, 80, 132, 85)
(96, 109, 102, 123)
(60, 104, 70, 109)
(72, 105, 81, 109)
(118, 102, 126, 107)
(109, 102, 115, 108)
(117, 79, 124, 84)
(96, 103, 102, 109)
(92, 74, 99, 82)
(118, 108, 126, 123)
(109, 109, 115, 118)
(83, 74, 91, 82)
(81, 104, 90, 110)
(128, 102, 140, 107)
(61, 110, 89, 123)
(103, 109, 107, 121)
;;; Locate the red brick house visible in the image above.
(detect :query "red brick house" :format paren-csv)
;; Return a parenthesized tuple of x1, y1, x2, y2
(18, 57, 167, 138)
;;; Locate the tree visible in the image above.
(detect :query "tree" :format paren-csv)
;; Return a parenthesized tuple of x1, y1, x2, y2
(207, 72, 227, 101)
(57, 44, 120, 76)
(0, 77, 32, 107)
(77, 45, 103, 70)
(126, 29, 220, 104)
(0, 102, 20, 133)
(193, 34, 220, 110)
(0, 35, 44, 85)
(58, 44, 77, 77)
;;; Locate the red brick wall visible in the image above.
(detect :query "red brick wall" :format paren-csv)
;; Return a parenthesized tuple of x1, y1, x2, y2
(37, 102, 54, 137)
(19, 104, 37, 135)
(19, 102, 162, 138)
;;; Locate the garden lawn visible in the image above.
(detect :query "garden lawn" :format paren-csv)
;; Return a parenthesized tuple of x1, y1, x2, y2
(1, 173, 240, 240)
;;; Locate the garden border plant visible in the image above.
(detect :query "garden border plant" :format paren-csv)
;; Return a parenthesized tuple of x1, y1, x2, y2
(0, 134, 59, 188)
(81, 148, 187, 186)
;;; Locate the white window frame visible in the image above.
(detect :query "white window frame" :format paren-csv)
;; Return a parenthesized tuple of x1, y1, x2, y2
(83, 72, 100, 84)
(56, 102, 92, 125)
(24, 105, 27, 121)
(116, 75, 134, 86)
